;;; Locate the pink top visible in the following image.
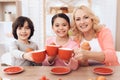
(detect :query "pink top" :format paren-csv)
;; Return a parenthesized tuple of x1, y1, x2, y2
(46, 37, 78, 49)
(43, 37, 79, 70)
(97, 27, 119, 65)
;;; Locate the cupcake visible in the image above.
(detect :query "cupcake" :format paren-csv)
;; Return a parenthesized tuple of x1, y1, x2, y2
(50, 42, 56, 45)
(80, 42, 91, 66)
(81, 42, 91, 51)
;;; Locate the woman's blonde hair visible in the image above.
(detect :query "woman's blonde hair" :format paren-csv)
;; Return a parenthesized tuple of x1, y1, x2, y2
(71, 5, 102, 43)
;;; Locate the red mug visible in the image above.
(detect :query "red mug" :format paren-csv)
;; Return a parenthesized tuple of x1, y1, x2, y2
(46, 45, 60, 56)
(58, 48, 74, 61)
(32, 49, 46, 63)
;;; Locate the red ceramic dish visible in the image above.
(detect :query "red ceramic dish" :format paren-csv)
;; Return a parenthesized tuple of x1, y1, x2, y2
(3, 66, 24, 74)
(93, 67, 113, 75)
(51, 66, 71, 75)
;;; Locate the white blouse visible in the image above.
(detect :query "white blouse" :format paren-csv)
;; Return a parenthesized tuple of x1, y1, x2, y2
(80, 38, 103, 65)
(80, 38, 102, 52)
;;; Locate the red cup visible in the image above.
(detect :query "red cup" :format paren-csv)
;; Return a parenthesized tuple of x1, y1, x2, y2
(46, 45, 60, 56)
(32, 49, 46, 63)
(58, 48, 74, 61)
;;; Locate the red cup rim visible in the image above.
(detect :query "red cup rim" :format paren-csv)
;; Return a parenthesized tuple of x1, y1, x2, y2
(59, 48, 73, 50)
(47, 45, 60, 47)
(33, 49, 46, 52)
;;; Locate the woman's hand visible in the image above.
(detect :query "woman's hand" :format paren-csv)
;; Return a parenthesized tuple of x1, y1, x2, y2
(74, 48, 83, 60)
(74, 48, 89, 66)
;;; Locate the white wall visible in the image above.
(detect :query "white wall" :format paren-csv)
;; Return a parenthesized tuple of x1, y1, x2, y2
(21, 0, 117, 49)
(21, 0, 44, 49)
(92, 0, 117, 44)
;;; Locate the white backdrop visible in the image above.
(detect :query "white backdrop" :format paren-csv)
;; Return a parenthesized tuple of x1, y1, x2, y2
(0, 0, 117, 49)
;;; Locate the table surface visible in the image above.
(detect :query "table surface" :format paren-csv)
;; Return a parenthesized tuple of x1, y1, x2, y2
(0, 65, 120, 80)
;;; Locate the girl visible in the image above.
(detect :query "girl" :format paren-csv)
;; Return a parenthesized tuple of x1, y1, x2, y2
(43, 13, 79, 70)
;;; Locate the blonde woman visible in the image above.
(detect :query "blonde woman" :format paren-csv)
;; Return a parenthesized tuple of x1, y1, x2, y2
(71, 5, 119, 66)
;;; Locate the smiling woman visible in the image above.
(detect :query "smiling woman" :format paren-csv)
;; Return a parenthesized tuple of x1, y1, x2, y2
(71, 5, 119, 66)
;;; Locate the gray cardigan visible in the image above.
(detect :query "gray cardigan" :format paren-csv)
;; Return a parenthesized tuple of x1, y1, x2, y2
(9, 40, 39, 66)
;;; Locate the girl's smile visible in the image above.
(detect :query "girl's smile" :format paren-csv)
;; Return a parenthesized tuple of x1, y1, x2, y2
(52, 17, 69, 38)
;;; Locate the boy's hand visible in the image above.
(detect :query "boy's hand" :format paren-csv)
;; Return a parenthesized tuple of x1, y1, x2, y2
(23, 51, 34, 61)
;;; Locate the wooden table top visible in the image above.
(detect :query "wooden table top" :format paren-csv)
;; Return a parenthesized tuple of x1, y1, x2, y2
(0, 65, 120, 80)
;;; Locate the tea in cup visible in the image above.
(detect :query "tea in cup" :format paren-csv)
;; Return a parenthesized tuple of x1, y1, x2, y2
(58, 48, 74, 61)
(32, 49, 46, 63)
(46, 45, 60, 56)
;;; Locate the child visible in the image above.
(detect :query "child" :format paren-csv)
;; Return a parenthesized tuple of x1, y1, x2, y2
(43, 13, 79, 70)
(2, 16, 40, 66)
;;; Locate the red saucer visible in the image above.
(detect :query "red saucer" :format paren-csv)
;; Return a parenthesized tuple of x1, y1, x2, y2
(3, 66, 24, 74)
(93, 67, 113, 75)
(51, 66, 71, 75)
